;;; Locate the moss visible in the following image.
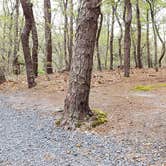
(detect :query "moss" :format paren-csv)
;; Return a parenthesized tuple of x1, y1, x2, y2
(55, 119, 61, 126)
(134, 85, 154, 91)
(134, 83, 166, 91)
(91, 109, 108, 128)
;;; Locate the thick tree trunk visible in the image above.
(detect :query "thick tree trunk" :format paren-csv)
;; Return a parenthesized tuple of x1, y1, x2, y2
(44, 0, 53, 74)
(62, 0, 101, 129)
(96, 10, 103, 71)
(110, 5, 115, 70)
(136, 0, 142, 68)
(21, 0, 36, 88)
(123, 0, 132, 77)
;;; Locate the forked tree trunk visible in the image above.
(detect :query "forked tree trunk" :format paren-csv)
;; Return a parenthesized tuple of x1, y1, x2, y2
(21, 0, 36, 88)
(44, 0, 53, 74)
(62, 0, 101, 129)
(123, 0, 132, 77)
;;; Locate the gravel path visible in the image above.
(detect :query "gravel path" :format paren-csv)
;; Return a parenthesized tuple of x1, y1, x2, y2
(0, 98, 165, 166)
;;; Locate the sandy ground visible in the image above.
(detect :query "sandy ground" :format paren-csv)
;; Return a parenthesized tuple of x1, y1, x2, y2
(0, 68, 166, 140)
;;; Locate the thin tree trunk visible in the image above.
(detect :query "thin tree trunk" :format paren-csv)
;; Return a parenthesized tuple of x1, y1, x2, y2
(32, 13, 38, 77)
(110, 5, 115, 70)
(136, 0, 142, 68)
(68, 0, 74, 71)
(13, 0, 20, 75)
(115, 6, 123, 69)
(105, 14, 110, 69)
(20, 0, 36, 88)
(123, 0, 132, 77)
(96, 10, 103, 71)
(146, 9, 151, 68)
(44, 0, 53, 74)
(62, 0, 101, 129)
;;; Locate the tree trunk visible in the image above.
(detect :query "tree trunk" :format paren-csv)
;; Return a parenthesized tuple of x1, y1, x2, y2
(110, 5, 115, 70)
(62, 0, 101, 129)
(44, 0, 53, 74)
(146, 9, 151, 68)
(136, 0, 142, 68)
(115, 5, 123, 69)
(105, 14, 110, 69)
(13, 0, 20, 75)
(68, 0, 74, 71)
(0, 66, 6, 84)
(123, 0, 132, 77)
(32, 13, 38, 77)
(96, 10, 103, 71)
(20, 0, 36, 88)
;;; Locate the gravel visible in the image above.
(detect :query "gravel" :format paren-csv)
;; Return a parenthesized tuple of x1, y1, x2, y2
(0, 97, 165, 166)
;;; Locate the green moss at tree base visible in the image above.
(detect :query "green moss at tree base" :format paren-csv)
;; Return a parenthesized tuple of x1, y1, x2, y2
(91, 109, 108, 128)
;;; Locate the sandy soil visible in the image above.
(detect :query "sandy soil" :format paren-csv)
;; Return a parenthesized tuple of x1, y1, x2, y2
(0, 68, 166, 140)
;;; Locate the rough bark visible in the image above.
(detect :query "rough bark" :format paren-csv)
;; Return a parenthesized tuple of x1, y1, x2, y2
(44, 0, 53, 74)
(96, 9, 103, 71)
(20, 0, 36, 88)
(0, 66, 6, 84)
(62, 0, 101, 129)
(123, 0, 132, 77)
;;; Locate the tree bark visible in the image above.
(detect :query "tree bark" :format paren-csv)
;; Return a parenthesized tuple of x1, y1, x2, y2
(136, 0, 142, 68)
(13, 0, 20, 75)
(21, 0, 36, 88)
(123, 0, 132, 77)
(96, 9, 103, 71)
(110, 5, 115, 70)
(44, 0, 53, 74)
(62, 0, 101, 129)
(146, 9, 151, 68)
(32, 12, 38, 77)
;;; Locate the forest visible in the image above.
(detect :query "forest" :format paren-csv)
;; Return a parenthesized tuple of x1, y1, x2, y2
(0, 0, 166, 165)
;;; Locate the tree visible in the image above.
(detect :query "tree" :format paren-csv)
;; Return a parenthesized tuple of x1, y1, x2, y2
(96, 9, 103, 71)
(136, 0, 143, 68)
(13, 0, 20, 75)
(61, 0, 101, 128)
(123, 0, 132, 77)
(44, 0, 53, 74)
(20, 0, 36, 88)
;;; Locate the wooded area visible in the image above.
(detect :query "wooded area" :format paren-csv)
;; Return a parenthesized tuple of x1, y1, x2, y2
(0, 0, 166, 165)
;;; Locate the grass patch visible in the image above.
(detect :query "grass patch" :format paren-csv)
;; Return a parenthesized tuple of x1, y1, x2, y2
(134, 83, 166, 91)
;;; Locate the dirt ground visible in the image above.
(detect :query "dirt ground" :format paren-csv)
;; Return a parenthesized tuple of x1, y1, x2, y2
(0, 68, 166, 140)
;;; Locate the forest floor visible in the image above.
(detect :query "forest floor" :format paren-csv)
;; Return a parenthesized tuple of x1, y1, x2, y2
(0, 68, 166, 165)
